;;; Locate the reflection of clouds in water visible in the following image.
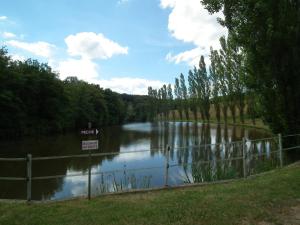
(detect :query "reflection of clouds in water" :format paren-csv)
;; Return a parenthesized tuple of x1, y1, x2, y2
(115, 139, 151, 162)
(114, 152, 149, 162)
(46, 123, 273, 200)
(257, 143, 261, 154)
(122, 122, 152, 133)
(52, 167, 102, 199)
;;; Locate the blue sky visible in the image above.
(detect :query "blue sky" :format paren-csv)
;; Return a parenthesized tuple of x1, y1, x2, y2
(0, 0, 226, 94)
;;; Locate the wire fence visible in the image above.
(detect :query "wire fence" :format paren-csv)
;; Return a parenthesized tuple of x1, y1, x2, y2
(0, 133, 299, 202)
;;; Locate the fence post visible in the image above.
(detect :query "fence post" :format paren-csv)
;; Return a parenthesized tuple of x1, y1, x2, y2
(164, 145, 170, 187)
(278, 133, 283, 168)
(242, 138, 247, 178)
(88, 150, 92, 200)
(26, 154, 32, 203)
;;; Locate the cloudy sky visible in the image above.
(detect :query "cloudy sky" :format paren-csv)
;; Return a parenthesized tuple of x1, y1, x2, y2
(0, 0, 226, 95)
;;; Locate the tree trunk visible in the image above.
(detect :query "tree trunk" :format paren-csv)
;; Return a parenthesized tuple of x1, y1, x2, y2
(215, 104, 221, 123)
(222, 104, 228, 124)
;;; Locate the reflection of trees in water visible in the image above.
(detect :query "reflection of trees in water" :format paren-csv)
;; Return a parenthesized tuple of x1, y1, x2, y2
(0, 125, 154, 200)
(0, 122, 277, 200)
(167, 123, 279, 183)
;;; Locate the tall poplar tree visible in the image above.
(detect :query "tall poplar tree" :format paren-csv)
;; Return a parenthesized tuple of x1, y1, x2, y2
(202, 0, 300, 134)
(179, 73, 189, 120)
(188, 69, 198, 121)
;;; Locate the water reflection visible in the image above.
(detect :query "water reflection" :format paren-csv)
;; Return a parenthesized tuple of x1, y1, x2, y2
(0, 122, 280, 200)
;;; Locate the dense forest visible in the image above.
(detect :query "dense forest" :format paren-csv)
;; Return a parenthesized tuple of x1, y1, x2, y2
(0, 48, 152, 138)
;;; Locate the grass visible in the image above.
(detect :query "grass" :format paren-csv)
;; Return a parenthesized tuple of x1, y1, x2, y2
(0, 163, 299, 225)
(162, 109, 271, 132)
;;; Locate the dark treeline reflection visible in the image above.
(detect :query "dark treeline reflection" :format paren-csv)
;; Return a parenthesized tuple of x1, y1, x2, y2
(0, 122, 280, 200)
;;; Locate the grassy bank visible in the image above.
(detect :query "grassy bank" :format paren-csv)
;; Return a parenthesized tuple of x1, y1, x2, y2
(162, 117, 271, 132)
(160, 109, 270, 131)
(197, 118, 270, 131)
(0, 163, 299, 225)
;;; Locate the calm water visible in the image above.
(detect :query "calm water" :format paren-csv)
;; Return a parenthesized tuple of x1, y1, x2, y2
(0, 122, 282, 200)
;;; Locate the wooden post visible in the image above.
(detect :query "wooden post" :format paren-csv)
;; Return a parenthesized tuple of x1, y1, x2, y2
(242, 138, 247, 178)
(88, 149, 92, 200)
(278, 133, 283, 168)
(164, 145, 170, 187)
(26, 154, 32, 203)
(88, 121, 92, 200)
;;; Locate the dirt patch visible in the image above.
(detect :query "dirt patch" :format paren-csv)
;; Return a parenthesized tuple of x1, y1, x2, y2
(277, 203, 300, 225)
(242, 200, 300, 225)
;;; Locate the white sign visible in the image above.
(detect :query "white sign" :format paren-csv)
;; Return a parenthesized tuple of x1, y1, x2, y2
(82, 140, 99, 150)
(80, 129, 99, 136)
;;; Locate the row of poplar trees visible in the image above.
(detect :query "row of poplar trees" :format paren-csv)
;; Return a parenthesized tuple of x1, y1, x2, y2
(148, 35, 258, 125)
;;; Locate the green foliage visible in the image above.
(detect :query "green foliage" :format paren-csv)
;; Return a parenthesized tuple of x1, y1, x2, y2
(0, 50, 66, 136)
(179, 73, 189, 120)
(121, 94, 152, 122)
(188, 69, 198, 120)
(0, 48, 147, 137)
(201, 0, 300, 134)
(147, 83, 175, 121)
(149, 47, 251, 125)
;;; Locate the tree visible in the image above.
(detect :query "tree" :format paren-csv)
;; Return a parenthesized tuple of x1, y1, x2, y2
(219, 36, 246, 124)
(193, 67, 205, 121)
(179, 73, 189, 120)
(198, 56, 211, 121)
(167, 84, 175, 120)
(174, 78, 183, 120)
(219, 37, 237, 123)
(188, 69, 198, 121)
(161, 84, 168, 120)
(0, 47, 150, 138)
(209, 47, 221, 123)
(201, 0, 300, 134)
(147, 87, 156, 120)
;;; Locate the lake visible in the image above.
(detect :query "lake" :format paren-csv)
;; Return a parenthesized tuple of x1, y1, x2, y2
(0, 122, 283, 201)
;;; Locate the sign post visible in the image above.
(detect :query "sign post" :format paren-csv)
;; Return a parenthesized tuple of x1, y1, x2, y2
(80, 122, 100, 200)
(88, 149, 91, 200)
(81, 140, 99, 150)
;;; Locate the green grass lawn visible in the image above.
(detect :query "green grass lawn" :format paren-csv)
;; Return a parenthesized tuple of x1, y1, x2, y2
(0, 163, 299, 225)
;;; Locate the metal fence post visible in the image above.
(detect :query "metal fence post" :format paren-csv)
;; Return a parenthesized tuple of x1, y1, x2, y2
(164, 145, 170, 187)
(242, 138, 247, 178)
(88, 150, 91, 200)
(26, 154, 32, 203)
(278, 133, 283, 168)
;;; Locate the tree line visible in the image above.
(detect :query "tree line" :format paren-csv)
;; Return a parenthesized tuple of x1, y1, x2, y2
(150, 0, 300, 137)
(200, 0, 300, 136)
(148, 35, 258, 125)
(0, 47, 152, 138)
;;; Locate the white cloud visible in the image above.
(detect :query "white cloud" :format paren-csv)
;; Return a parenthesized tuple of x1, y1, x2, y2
(56, 32, 156, 95)
(117, 0, 129, 5)
(166, 47, 203, 67)
(57, 32, 130, 87)
(57, 58, 99, 81)
(10, 54, 26, 61)
(0, 16, 7, 21)
(2, 32, 16, 39)
(160, 0, 227, 66)
(5, 30, 162, 95)
(99, 77, 165, 95)
(65, 32, 128, 60)
(57, 56, 164, 95)
(6, 40, 55, 58)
